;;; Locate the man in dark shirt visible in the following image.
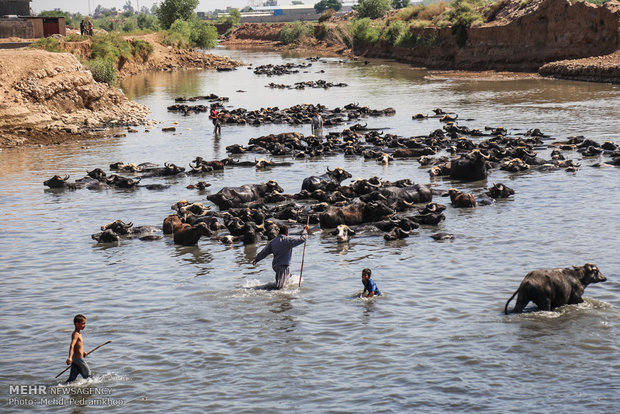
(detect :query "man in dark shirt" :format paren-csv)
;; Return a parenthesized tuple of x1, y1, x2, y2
(252, 224, 309, 289)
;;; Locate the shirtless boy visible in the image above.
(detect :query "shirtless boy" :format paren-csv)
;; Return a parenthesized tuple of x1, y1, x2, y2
(66, 314, 91, 382)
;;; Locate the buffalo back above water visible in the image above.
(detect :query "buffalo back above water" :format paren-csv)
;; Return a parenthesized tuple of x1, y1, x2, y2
(301, 167, 352, 192)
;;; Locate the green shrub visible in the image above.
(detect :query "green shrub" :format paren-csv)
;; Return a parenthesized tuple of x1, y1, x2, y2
(190, 21, 218, 49)
(355, 0, 391, 19)
(85, 58, 117, 85)
(91, 33, 133, 70)
(29, 37, 61, 52)
(280, 22, 314, 45)
(351, 18, 380, 48)
(162, 18, 218, 49)
(131, 39, 154, 62)
(136, 13, 160, 31)
(443, 0, 484, 47)
(384, 20, 406, 45)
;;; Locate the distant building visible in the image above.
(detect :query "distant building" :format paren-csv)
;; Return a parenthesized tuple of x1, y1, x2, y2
(240, 4, 320, 23)
(0, 1, 66, 40)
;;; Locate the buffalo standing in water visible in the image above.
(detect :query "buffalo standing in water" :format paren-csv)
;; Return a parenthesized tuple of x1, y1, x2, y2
(504, 263, 606, 314)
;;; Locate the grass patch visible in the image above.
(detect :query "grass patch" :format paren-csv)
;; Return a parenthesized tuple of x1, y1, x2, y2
(280, 22, 314, 45)
(29, 37, 61, 52)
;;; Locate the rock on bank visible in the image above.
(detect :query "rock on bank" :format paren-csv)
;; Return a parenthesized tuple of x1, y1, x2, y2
(0, 49, 150, 148)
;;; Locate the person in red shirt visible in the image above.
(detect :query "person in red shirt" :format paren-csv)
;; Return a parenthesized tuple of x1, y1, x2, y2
(210, 104, 221, 135)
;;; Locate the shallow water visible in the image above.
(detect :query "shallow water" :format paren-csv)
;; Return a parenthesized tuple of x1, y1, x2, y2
(1, 47, 619, 413)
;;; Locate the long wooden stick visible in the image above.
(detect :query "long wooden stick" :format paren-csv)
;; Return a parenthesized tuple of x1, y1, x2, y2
(55, 340, 112, 379)
(299, 217, 310, 287)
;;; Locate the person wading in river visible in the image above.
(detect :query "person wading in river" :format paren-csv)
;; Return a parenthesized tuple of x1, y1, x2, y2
(252, 224, 309, 289)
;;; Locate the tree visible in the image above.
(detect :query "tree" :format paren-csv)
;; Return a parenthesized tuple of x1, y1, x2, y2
(292, 0, 304, 4)
(391, 0, 410, 9)
(122, 1, 134, 14)
(227, 9, 241, 26)
(355, 0, 391, 19)
(314, 0, 342, 14)
(156, 0, 199, 29)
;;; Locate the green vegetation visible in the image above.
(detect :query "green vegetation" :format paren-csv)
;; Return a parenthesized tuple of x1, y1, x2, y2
(226, 9, 241, 26)
(351, 18, 381, 47)
(392, 0, 411, 9)
(29, 37, 61, 52)
(131, 39, 154, 62)
(280, 22, 314, 45)
(355, 0, 392, 19)
(91, 33, 133, 70)
(314, 0, 342, 14)
(84, 58, 117, 85)
(162, 17, 218, 49)
(156, 0, 199, 29)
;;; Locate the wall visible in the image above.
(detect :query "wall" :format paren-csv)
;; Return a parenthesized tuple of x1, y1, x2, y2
(0, 18, 34, 38)
(0, 0, 31, 16)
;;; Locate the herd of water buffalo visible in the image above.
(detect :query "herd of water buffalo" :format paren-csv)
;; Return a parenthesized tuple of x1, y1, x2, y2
(43, 92, 618, 312)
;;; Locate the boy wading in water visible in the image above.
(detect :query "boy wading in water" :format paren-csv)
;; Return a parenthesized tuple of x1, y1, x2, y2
(361, 268, 381, 298)
(66, 314, 91, 382)
(252, 224, 309, 289)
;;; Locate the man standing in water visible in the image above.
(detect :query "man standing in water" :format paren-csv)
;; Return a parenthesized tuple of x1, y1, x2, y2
(252, 224, 309, 289)
(311, 111, 323, 137)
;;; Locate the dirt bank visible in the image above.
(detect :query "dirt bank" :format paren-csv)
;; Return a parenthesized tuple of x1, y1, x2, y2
(0, 49, 150, 148)
(223, 0, 620, 83)
(0, 34, 243, 148)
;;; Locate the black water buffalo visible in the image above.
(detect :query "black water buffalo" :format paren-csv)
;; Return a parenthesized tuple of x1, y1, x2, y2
(106, 175, 141, 188)
(301, 167, 352, 192)
(319, 201, 394, 228)
(207, 180, 284, 210)
(44, 175, 76, 189)
(366, 184, 433, 205)
(486, 183, 514, 199)
(450, 150, 489, 181)
(504, 263, 606, 314)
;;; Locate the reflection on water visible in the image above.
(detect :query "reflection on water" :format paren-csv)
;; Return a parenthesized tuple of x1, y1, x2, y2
(1, 47, 619, 413)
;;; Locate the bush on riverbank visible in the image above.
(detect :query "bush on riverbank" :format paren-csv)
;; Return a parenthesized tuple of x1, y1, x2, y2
(280, 22, 315, 45)
(84, 58, 117, 85)
(162, 18, 218, 49)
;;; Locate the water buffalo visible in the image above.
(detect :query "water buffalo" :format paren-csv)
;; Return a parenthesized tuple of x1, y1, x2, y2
(163, 214, 183, 234)
(207, 180, 284, 210)
(486, 183, 514, 199)
(450, 150, 489, 181)
(173, 222, 212, 245)
(448, 189, 476, 208)
(44, 175, 76, 189)
(87, 168, 106, 180)
(504, 263, 606, 314)
(332, 224, 356, 243)
(319, 201, 394, 228)
(365, 184, 433, 205)
(301, 167, 352, 192)
(106, 175, 141, 188)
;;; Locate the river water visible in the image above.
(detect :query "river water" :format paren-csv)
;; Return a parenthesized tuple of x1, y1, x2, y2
(1, 47, 619, 412)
